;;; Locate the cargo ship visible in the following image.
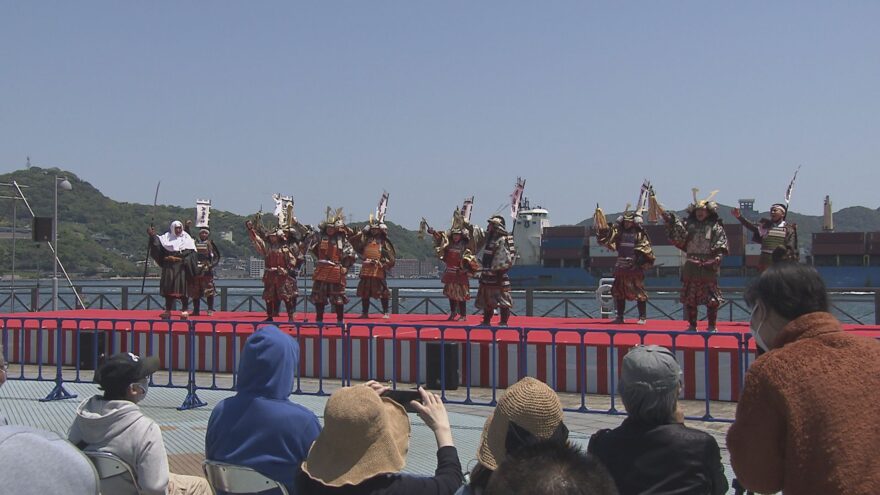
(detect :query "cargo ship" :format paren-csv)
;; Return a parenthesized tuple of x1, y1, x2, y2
(508, 198, 880, 288)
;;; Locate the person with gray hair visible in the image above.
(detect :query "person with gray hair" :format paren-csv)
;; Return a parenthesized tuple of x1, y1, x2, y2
(587, 345, 728, 495)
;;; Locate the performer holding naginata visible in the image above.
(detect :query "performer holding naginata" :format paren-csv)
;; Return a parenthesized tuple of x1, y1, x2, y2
(246, 207, 303, 322)
(661, 189, 729, 332)
(148, 220, 197, 320)
(309, 208, 356, 323)
(350, 193, 396, 319)
(423, 198, 481, 321)
(595, 186, 655, 324)
(186, 200, 221, 316)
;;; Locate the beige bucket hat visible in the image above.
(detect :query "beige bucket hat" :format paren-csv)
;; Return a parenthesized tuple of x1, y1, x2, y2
(477, 377, 565, 470)
(302, 385, 411, 486)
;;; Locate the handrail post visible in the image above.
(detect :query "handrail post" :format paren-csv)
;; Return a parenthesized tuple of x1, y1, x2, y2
(220, 286, 228, 312)
(41, 318, 78, 402)
(178, 320, 207, 410)
(525, 289, 534, 317)
(121, 286, 129, 310)
(391, 288, 399, 314)
(30, 287, 39, 312)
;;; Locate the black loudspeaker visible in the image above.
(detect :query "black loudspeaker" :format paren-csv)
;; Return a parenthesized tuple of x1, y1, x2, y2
(78, 331, 107, 370)
(32, 217, 53, 242)
(426, 342, 460, 390)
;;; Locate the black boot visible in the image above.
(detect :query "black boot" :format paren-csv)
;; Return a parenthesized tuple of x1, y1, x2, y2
(481, 309, 493, 326)
(265, 301, 275, 322)
(192, 298, 201, 317)
(206, 295, 215, 316)
(161, 297, 174, 319)
(499, 307, 510, 326)
(274, 298, 281, 317)
(381, 298, 390, 319)
(707, 306, 718, 332)
(335, 304, 345, 323)
(447, 299, 457, 321)
(685, 305, 697, 331)
(637, 300, 647, 324)
(285, 299, 295, 321)
(315, 304, 325, 322)
(458, 301, 468, 321)
(359, 298, 370, 318)
(181, 297, 189, 313)
(613, 299, 625, 324)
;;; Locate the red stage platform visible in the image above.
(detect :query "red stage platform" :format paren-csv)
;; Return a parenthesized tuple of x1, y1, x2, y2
(3, 310, 878, 402)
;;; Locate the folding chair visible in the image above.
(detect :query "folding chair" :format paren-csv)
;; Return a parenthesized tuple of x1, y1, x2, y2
(203, 460, 290, 495)
(732, 478, 754, 495)
(84, 450, 142, 494)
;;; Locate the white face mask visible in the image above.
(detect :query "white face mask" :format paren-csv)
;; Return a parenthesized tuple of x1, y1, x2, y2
(133, 380, 149, 402)
(749, 303, 770, 352)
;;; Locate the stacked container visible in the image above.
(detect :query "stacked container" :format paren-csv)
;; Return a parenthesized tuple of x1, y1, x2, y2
(812, 232, 867, 267)
(541, 226, 589, 268)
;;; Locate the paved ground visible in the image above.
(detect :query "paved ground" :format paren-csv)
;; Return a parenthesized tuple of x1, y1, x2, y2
(0, 378, 740, 494)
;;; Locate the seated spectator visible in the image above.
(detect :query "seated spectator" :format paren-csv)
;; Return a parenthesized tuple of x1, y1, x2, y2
(68, 352, 212, 495)
(458, 377, 569, 495)
(0, 344, 8, 425)
(0, 425, 100, 495)
(298, 382, 463, 495)
(727, 262, 880, 494)
(485, 440, 618, 495)
(206, 325, 321, 494)
(588, 345, 728, 495)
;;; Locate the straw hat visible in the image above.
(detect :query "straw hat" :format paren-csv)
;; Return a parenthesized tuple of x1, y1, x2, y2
(302, 385, 411, 486)
(477, 377, 565, 470)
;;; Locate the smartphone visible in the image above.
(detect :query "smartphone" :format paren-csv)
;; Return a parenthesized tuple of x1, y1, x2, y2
(381, 389, 422, 413)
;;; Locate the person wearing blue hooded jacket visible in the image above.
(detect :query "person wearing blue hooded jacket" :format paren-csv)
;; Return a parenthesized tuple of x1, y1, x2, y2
(205, 325, 321, 494)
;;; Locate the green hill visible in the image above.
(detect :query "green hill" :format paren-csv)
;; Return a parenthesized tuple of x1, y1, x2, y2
(0, 167, 434, 278)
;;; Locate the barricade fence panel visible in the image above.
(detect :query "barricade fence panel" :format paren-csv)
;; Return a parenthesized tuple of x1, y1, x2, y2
(1, 316, 763, 420)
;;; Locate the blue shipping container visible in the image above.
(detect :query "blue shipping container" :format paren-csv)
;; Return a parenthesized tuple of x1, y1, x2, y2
(721, 255, 744, 268)
(541, 237, 586, 249)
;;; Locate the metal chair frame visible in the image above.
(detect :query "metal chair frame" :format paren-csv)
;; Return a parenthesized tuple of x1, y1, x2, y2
(203, 460, 290, 495)
(84, 450, 143, 494)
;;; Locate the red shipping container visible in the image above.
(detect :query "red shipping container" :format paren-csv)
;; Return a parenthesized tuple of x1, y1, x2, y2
(745, 255, 761, 268)
(867, 243, 880, 255)
(643, 225, 673, 246)
(589, 256, 617, 269)
(867, 232, 880, 243)
(541, 247, 583, 259)
(811, 243, 866, 256)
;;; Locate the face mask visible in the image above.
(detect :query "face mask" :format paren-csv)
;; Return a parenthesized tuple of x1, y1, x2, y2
(134, 381, 149, 399)
(749, 303, 770, 352)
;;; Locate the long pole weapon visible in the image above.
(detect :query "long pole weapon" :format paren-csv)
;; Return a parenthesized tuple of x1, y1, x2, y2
(141, 182, 161, 294)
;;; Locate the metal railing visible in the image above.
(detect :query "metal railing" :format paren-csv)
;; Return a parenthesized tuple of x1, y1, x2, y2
(1, 314, 769, 422)
(3, 284, 878, 324)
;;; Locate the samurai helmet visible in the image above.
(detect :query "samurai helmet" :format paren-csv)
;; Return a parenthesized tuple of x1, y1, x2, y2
(616, 203, 643, 225)
(686, 188, 719, 214)
(487, 215, 506, 228)
(320, 206, 346, 230)
(449, 207, 468, 236)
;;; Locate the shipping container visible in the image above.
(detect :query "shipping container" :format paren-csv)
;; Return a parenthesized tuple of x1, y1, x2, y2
(813, 232, 866, 244)
(652, 245, 681, 257)
(811, 243, 866, 256)
(812, 255, 838, 267)
(541, 247, 584, 259)
(867, 232, 880, 244)
(868, 244, 880, 256)
(721, 255, 744, 268)
(643, 225, 673, 246)
(589, 245, 616, 257)
(745, 244, 761, 256)
(839, 255, 865, 267)
(543, 226, 588, 238)
(541, 237, 587, 249)
(589, 256, 617, 269)
(745, 255, 761, 268)
(869, 255, 880, 267)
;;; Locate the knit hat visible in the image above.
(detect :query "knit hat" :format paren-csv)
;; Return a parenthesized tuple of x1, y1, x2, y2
(618, 345, 681, 421)
(95, 352, 159, 392)
(302, 385, 411, 486)
(477, 377, 566, 470)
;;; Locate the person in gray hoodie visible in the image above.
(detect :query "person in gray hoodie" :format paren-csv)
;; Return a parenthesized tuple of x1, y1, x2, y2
(68, 351, 212, 495)
(0, 425, 100, 495)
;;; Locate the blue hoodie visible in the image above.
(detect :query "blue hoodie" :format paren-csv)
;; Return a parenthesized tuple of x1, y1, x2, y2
(206, 326, 321, 494)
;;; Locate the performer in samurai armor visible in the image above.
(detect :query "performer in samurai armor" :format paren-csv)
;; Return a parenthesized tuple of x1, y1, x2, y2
(732, 202, 798, 271)
(663, 190, 729, 332)
(246, 216, 303, 321)
(185, 223, 221, 316)
(309, 208, 356, 323)
(427, 208, 480, 321)
(596, 209, 655, 324)
(350, 223, 396, 319)
(148, 220, 197, 320)
(474, 215, 516, 326)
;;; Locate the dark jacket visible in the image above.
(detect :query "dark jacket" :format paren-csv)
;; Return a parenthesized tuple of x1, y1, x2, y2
(297, 445, 463, 495)
(206, 326, 321, 495)
(588, 418, 728, 495)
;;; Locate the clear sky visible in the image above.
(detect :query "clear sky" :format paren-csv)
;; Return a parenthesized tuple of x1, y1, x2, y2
(2, 1, 878, 229)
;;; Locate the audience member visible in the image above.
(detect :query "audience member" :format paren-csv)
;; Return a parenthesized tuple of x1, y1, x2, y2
(298, 382, 463, 495)
(588, 345, 728, 495)
(485, 440, 618, 495)
(727, 262, 880, 494)
(206, 325, 321, 494)
(458, 377, 569, 495)
(0, 425, 100, 495)
(68, 352, 212, 495)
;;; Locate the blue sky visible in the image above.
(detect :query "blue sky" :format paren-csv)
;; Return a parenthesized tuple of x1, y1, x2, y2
(2, 1, 878, 228)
